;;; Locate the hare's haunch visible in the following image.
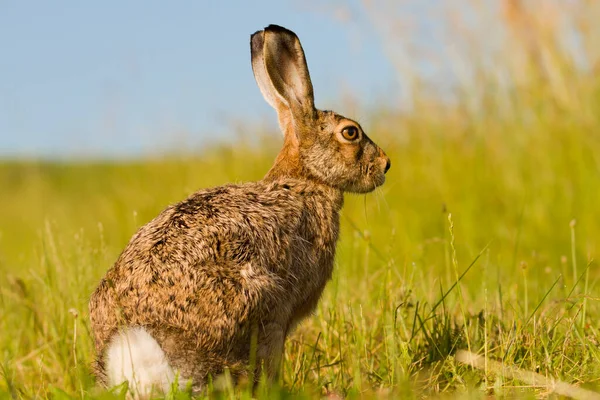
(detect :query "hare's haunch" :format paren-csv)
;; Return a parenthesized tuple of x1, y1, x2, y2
(89, 24, 390, 396)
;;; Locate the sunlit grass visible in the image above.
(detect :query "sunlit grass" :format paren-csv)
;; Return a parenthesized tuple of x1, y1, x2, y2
(1, 100, 598, 398)
(2, 1, 600, 398)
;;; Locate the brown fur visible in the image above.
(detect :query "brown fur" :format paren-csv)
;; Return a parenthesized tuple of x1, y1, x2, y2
(89, 24, 390, 392)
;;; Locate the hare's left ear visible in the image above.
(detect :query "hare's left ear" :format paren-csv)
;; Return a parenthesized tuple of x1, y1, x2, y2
(251, 29, 284, 113)
(251, 25, 315, 121)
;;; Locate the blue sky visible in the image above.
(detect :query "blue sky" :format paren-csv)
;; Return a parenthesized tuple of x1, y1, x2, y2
(0, 1, 402, 158)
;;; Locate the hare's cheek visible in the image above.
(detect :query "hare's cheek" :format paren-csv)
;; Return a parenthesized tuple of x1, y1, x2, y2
(337, 142, 361, 163)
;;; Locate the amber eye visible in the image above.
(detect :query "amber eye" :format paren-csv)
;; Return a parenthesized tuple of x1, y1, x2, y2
(341, 126, 359, 141)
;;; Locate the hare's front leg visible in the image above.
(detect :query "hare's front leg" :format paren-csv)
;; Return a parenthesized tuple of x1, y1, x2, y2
(256, 322, 285, 380)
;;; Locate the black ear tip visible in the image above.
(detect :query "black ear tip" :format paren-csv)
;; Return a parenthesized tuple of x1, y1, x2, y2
(251, 25, 294, 49)
(264, 24, 297, 38)
(266, 24, 286, 31)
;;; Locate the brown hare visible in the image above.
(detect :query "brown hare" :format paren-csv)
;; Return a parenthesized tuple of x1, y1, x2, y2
(89, 24, 390, 396)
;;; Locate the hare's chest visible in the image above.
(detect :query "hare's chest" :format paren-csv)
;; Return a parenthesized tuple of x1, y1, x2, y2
(284, 209, 340, 323)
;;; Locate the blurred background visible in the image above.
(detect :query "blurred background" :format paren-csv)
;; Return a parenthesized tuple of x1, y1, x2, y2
(1, 0, 600, 397)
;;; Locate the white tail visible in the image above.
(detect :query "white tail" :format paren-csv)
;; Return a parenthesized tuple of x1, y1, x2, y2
(105, 327, 182, 398)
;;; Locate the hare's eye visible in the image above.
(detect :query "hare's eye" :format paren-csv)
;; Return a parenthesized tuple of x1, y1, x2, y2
(341, 126, 359, 141)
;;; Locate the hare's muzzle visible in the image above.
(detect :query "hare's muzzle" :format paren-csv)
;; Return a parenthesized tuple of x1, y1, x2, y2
(379, 148, 391, 174)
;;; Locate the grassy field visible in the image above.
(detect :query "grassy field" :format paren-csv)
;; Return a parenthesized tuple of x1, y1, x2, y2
(2, 2, 600, 399)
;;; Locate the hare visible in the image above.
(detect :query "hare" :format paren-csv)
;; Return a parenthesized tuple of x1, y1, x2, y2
(89, 24, 390, 396)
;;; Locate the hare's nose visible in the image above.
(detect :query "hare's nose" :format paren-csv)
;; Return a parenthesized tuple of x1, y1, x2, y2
(378, 148, 391, 174)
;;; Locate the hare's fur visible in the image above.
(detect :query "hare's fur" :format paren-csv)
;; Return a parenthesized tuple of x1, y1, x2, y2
(89, 25, 390, 394)
(90, 180, 342, 391)
(105, 327, 183, 396)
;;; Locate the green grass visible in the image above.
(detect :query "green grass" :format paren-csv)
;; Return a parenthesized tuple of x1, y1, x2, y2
(2, 2, 600, 397)
(1, 99, 599, 398)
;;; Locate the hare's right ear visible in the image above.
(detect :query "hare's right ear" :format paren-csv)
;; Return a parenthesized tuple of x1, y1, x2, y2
(251, 25, 315, 137)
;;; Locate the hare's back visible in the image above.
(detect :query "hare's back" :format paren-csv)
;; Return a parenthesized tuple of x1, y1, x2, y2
(120, 180, 307, 266)
(90, 180, 313, 352)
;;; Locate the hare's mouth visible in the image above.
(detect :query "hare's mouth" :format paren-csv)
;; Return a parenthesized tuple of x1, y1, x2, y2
(369, 162, 387, 184)
(351, 177, 385, 193)
(370, 171, 387, 190)
(344, 165, 386, 193)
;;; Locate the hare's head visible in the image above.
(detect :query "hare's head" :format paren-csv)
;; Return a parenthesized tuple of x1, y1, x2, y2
(251, 25, 390, 193)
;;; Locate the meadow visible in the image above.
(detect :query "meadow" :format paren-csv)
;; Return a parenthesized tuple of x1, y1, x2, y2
(2, 1, 600, 399)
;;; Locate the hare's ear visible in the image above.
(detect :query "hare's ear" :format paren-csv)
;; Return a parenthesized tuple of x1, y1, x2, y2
(251, 29, 284, 112)
(251, 25, 315, 125)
